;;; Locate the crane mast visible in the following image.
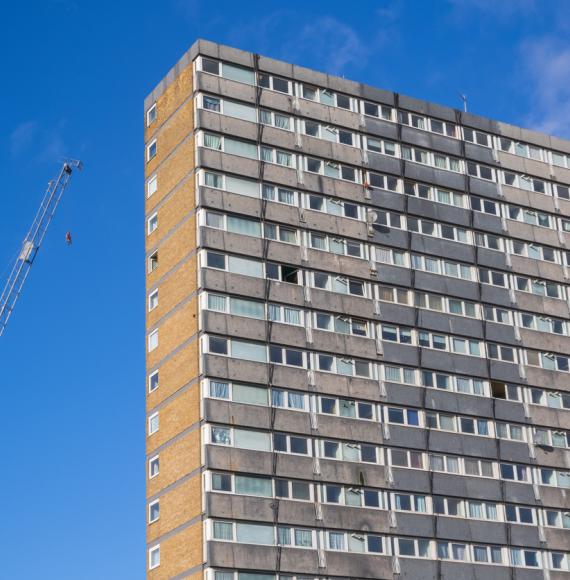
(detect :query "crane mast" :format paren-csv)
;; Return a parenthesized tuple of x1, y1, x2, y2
(0, 160, 82, 337)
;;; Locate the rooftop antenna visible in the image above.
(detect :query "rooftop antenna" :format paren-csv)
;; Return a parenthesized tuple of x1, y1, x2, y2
(460, 93, 468, 113)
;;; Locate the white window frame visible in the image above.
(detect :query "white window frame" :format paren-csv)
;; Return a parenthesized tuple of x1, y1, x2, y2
(148, 370, 159, 393)
(147, 212, 158, 235)
(147, 174, 158, 198)
(148, 329, 159, 352)
(149, 499, 160, 523)
(148, 289, 159, 312)
(147, 139, 157, 162)
(148, 412, 159, 435)
(148, 545, 160, 569)
(146, 103, 157, 127)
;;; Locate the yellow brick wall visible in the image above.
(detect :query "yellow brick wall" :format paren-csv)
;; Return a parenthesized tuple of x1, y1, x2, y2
(146, 383, 200, 454)
(147, 428, 202, 497)
(148, 521, 203, 580)
(147, 476, 202, 543)
(146, 57, 204, 578)
(146, 215, 197, 291)
(147, 339, 199, 412)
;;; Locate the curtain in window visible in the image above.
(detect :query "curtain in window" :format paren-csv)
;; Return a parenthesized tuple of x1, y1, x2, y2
(403, 368, 416, 384)
(469, 502, 483, 519)
(477, 420, 489, 436)
(276, 151, 291, 166)
(295, 530, 313, 547)
(274, 114, 290, 130)
(276, 527, 291, 546)
(234, 429, 270, 451)
(210, 381, 230, 399)
(430, 455, 444, 471)
(236, 523, 274, 544)
(213, 521, 233, 540)
(277, 188, 294, 204)
(260, 147, 273, 162)
(563, 513, 570, 528)
(426, 258, 439, 273)
(486, 503, 498, 520)
(376, 247, 392, 264)
(434, 155, 447, 169)
(288, 392, 305, 409)
(452, 544, 466, 560)
(232, 340, 266, 363)
(446, 457, 459, 473)
(437, 543, 449, 559)
(345, 490, 361, 507)
(230, 297, 264, 319)
(324, 163, 340, 178)
(384, 366, 400, 382)
(510, 549, 522, 566)
(233, 384, 268, 406)
(283, 308, 300, 325)
(205, 172, 223, 188)
(328, 532, 345, 550)
(473, 546, 488, 562)
(208, 294, 227, 312)
(214, 573, 233, 580)
(272, 389, 285, 407)
(268, 304, 281, 322)
(204, 134, 222, 150)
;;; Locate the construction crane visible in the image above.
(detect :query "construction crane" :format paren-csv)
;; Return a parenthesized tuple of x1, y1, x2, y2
(0, 160, 82, 337)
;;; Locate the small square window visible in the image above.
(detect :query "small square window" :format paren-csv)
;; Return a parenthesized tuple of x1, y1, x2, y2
(147, 213, 158, 235)
(149, 545, 160, 569)
(148, 251, 158, 273)
(149, 455, 159, 478)
(146, 104, 157, 126)
(149, 371, 159, 392)
(148, 412, 159, 435)
(147, 175, 158, 198)
(148, 290, 158, 311)
(147, 140, 157, 161)
(149, 500, 160, 523)
(148, 329, 158, 352)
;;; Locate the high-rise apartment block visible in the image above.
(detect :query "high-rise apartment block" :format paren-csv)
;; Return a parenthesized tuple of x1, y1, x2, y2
(145, 39, 570, 580)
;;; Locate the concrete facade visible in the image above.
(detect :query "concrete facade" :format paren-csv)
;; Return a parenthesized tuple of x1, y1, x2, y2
(145, 40, 570, 580)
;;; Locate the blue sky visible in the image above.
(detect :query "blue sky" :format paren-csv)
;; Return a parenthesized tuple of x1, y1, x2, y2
(0, 0, 568, 578)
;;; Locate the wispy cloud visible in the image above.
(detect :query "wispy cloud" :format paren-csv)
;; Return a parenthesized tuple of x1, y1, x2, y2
(521, 38, 570, 138)
(280, 16, 370, 76)
(9, 121, 37, 156)
(8, 119, 70, 161)
(446, 0, 537, 17)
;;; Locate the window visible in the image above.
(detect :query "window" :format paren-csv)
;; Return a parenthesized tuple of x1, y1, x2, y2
(500, 463, 529, 483)
(146, 104, 157, 126)
(397, 538, 431, 558)
(463, 128, 490, 147)
(147, 213, 158, 235)
(258, 74, 291, 94)
(149, 455, 159, 478)
(389, 449, 424, 469)
(387, 406, 419, 426)
(148, 545, 160, 569)
(147, 139, 157, 161)
(305, 157, 358, 182)
(467, 161, 494, 181)
(148, 412, 159, 435)
(148, 251, 158, 273)
(148, 329, 158, 352)
(149, 500, 160, 523)
(149, 370, 159, 393)
(147, 174, 158, 198)
(148, 290, 158, 311)
(363, 101, 392, 120)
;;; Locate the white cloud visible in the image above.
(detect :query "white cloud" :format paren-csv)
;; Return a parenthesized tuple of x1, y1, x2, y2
(447, 0, 537, 16)
(521, 39, 570, 138)
(9, 121, 37, 156)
